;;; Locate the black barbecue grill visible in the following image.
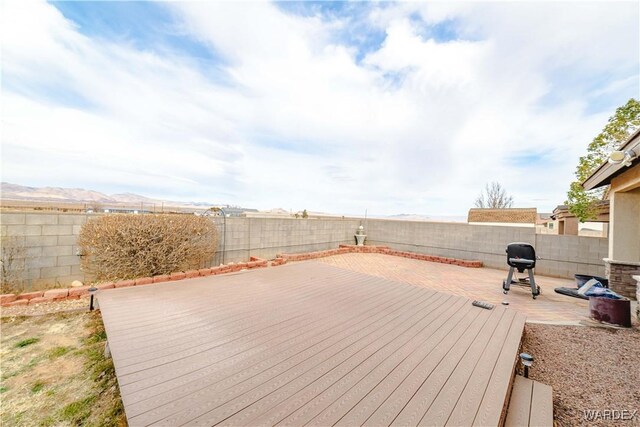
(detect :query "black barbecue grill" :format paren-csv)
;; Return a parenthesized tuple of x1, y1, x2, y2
(502, 242, 541, 299)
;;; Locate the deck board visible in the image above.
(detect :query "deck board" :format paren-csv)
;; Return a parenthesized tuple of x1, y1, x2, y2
(504, 376, 533, 427)
(98, 262, 526, 427)
(530, 381, 553, 426)
(141, 289, 438, 425)
(473, 313, 527, 426)
(505, 376, 555, 427)
(178, 292, 449, 426)
(254, 297, 466, 427)
(419, 309, 510, 426)
(278, 295, 462, 427)
(123, 282, 417, 407)
(445, 309, 517, 426)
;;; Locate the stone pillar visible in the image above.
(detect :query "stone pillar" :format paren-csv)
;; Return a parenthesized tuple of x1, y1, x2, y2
(604, 259, 640, 300)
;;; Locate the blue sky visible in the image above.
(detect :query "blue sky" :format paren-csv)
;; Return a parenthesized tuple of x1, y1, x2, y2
(2, 1, 638, 215)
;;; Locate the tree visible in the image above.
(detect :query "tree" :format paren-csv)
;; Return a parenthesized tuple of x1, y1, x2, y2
(302, 209, 309, 218)
(474, 182, 514, 208)
(566, 98, 640, 221)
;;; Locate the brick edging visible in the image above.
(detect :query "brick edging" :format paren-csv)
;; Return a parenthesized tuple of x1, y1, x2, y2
(276, 244, 483, 268)
(1, 258, 270, 307)
(1, 247, 482, 307)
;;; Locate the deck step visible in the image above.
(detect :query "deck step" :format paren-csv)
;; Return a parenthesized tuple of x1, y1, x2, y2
(505, 375, 553, 427)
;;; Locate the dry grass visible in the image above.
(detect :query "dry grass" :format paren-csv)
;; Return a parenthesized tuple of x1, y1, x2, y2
(78, 214, 218, 281)
(1, 235, 26, 294)
(1, 298, 90, 317)
(0, 311, 126, 426)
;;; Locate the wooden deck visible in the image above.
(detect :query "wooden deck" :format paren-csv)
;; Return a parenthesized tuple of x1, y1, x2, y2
(505, 376, 553, 427)
(98, 262, 526, 426)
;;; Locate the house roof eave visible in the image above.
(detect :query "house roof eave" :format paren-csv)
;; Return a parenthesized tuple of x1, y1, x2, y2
(582, 127, 640, 191)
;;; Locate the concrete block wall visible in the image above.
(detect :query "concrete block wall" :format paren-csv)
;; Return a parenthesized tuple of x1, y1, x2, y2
(364, 219, 535, 269)
(365, 219, 607, 278)
(1, 213, 362, 289)
(1, 212, 89, 291)
(2, 212, 607, 290)
(534, 234, 608, 278)
(209, 217, 362, 265)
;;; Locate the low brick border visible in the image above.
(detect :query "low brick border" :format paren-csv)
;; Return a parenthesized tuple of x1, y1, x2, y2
(276, 245, 483, 268)
(0, 256, 271, 307)
(0, 248, 481, 306)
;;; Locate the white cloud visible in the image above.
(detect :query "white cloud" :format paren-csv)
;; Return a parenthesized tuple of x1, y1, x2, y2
(1, 0, 638, 215)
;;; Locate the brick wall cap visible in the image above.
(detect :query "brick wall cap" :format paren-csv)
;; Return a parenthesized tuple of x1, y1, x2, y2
(43, 289, 69, 298)
(16, 291, 44, 300)
(604, 258, 640, 267)
(115, 279, 136, 288)
(69, 286, 91, 296)
(0, 294, 17, 305)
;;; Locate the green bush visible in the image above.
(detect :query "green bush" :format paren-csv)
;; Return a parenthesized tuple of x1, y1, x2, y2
(78, 214, 218, 281)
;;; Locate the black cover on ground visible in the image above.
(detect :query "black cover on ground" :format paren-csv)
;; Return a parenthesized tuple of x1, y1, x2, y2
(554, 287, 589, 300)
(575, 274, 609, 288)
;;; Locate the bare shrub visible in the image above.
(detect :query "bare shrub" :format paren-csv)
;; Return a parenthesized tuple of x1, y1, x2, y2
(1, 236, 25, 294)
(78, 214, 218, 282)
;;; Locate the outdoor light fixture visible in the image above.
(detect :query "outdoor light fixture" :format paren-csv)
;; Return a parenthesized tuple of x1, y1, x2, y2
(520, 352, 534, 378)
(89, 286, 98, 311)
(608, 148, 638, 167)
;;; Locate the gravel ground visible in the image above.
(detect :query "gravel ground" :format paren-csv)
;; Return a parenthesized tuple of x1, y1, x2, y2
(521, 323, 640, 426)
(0, 298, 91, 317)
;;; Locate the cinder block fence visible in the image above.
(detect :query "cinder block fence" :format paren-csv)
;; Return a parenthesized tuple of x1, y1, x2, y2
(1, 213, 88, 288)
(1, 212, 608, 292)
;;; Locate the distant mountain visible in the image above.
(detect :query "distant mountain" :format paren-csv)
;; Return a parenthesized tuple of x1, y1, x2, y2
(1, 183, 463, 220)
(0, 182, 208, 209)
(1, 182, 115, 203)
(386, 214, 432, 221)
(263, 208, 292, 215)
(110, 192, 160, 204)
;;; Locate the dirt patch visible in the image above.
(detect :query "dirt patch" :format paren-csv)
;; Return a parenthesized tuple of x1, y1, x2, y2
(1, 311, 126, 426)
(1, 297, 91, 318)
(521, 323, 640, 426)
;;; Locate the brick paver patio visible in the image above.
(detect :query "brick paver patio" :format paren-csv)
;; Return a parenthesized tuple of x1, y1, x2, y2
(315, 253, 590, 323)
